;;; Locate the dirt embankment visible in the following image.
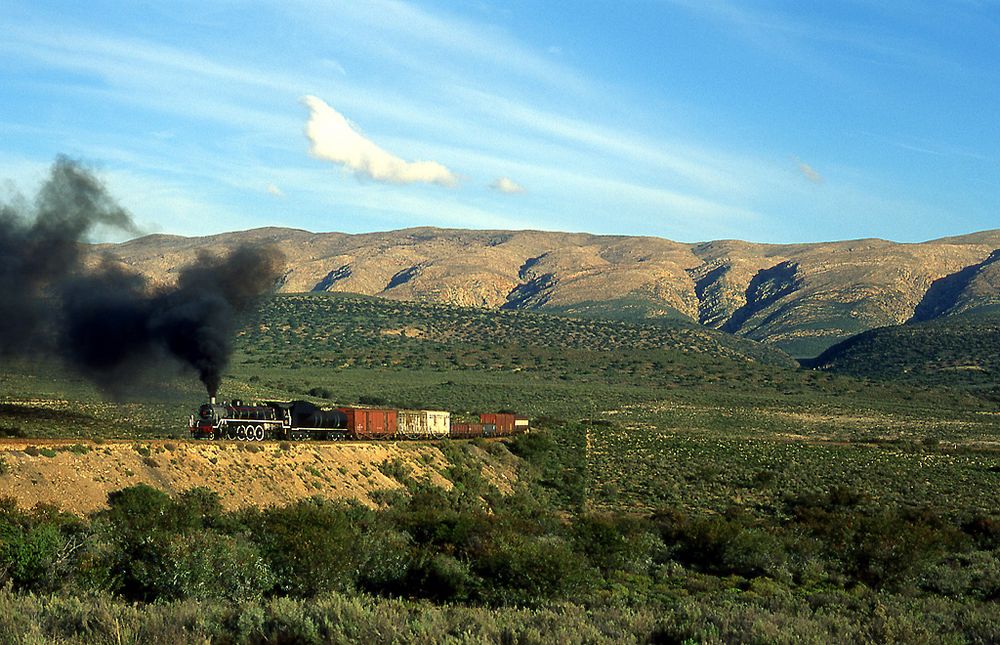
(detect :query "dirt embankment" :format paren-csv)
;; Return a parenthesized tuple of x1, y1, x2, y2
(0, 439, 514, 515)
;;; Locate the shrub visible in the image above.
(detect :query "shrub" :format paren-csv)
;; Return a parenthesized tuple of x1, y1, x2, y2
(573, 513, 658, 577)
(475, 533, 590, 606)
(378, 458, 412, 483)
(250, 498, 364, 596)
(840, 512, 957, 591)
(172, 488, 225, 531)
(962, 513, 1000, 550)
(397, 552, 476, 604)
(921, 550, 1000, 600)
(358, 395, 388, 406)
(0, 521, 64, 591)
(672, 515, 787, 579)
(151, 532, 275, 601)
(356, 528, 414, 596)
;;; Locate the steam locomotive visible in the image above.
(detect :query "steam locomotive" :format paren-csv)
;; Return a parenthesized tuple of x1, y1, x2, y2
(188, 398, 528, 441)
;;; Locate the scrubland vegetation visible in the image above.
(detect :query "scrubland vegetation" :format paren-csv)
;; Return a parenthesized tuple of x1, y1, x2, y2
(1, 293, 998, 643)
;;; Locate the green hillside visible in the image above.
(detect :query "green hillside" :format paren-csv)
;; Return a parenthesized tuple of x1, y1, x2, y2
(811, 313, 1000, 400)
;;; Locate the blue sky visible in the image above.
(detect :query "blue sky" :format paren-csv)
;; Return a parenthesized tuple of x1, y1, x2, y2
(1, 1, 997, 244)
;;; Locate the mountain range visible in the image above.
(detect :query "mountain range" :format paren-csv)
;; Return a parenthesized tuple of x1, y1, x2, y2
(97, 227, 1000, 357)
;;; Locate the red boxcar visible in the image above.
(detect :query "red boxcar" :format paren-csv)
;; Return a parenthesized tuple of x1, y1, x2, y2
(480, 413, 516, 436)
(339, 408, 398, 439)
(449, 423, 476, 439)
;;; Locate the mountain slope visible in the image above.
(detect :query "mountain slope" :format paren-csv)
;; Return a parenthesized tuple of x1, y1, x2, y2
(96, 227, 1000, 357)
(911, 250, 1000, 321)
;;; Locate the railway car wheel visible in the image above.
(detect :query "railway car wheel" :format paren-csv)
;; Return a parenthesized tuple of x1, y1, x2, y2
(236, 425, 247, 441)
(255, 425, 265, 441)
(225, 426, 235, 440)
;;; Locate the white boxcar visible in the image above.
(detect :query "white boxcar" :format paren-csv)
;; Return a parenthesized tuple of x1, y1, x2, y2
(397, 410, 451, 438)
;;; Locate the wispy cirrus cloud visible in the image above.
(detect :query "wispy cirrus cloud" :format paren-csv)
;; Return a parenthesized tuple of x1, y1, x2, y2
(294, 0, 590, 93)
(663, 0, 981, 79)
(303, 95, 457, 187)
(796, 158, 823, 184)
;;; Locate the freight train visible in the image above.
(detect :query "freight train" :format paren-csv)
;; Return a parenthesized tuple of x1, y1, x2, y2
(188, 398, 528, 441)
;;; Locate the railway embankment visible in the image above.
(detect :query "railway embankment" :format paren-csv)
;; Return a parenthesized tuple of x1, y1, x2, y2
(0, 439, 517, 515)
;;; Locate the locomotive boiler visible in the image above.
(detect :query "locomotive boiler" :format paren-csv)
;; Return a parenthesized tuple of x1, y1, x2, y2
(189, 398, 349, 441)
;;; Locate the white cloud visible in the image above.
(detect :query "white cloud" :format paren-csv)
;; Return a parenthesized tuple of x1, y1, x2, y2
(303, 95, 458, 187)
(267, 183, 285, 197)
(491, 176, 525, 194)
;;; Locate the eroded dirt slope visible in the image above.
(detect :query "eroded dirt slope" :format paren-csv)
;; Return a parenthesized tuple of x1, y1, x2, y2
(0, 439, 517, 515)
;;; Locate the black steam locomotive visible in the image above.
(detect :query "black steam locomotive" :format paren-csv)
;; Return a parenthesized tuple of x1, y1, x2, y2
(189, 399, 350, 441)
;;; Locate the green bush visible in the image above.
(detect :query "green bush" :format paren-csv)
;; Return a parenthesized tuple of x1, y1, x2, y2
(356, 527, 413, 595)
(151, 532, 274, 601)
(249, 498, 364, 596)
(405, 552, 477, 603)
(666, 514, 788, 579)
(573, 513, 658, 577)
(476, 533, 590, 606)
(0, 522, 65, 591)
(0, 502, 81, 593)
(307, 386, 333, 399)
(839, 511, 957, 591)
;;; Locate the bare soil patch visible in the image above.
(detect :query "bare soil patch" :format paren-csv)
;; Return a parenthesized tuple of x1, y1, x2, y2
(0, 439, 481, 515)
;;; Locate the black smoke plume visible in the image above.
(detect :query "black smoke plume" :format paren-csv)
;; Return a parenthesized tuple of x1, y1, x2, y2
(60, 246, 284, 396)
(1, 157, 285, 397)
(0, 156, 141, 355)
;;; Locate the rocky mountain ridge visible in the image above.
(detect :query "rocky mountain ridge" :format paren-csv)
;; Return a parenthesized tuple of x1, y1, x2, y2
(96, 227, 1000, 357)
